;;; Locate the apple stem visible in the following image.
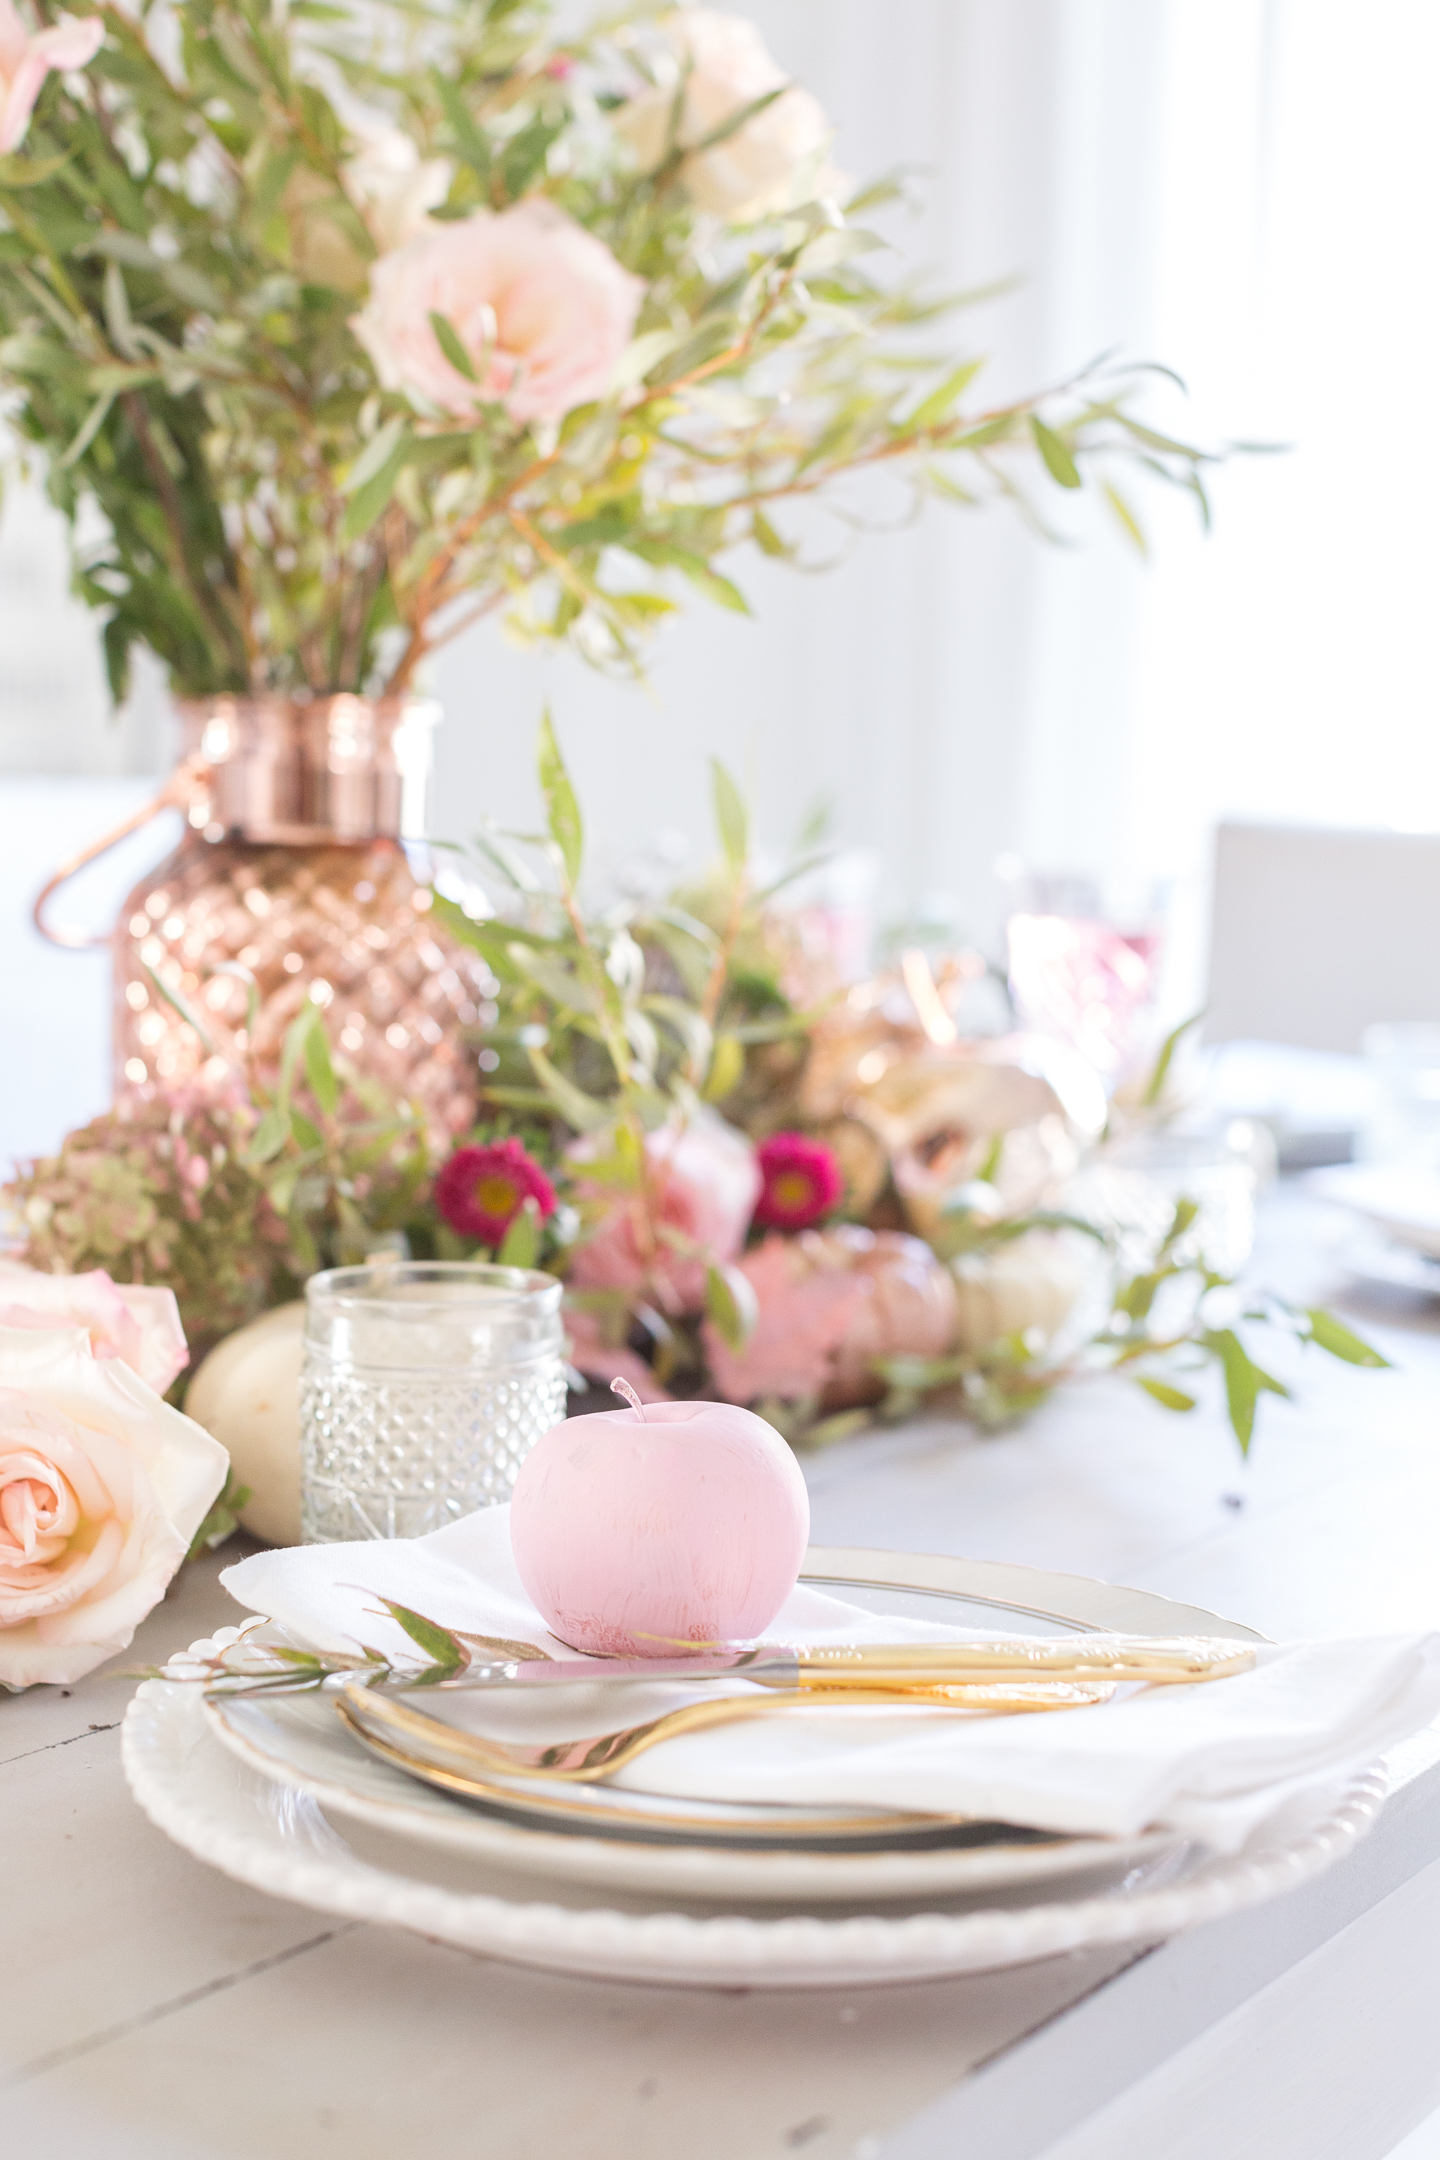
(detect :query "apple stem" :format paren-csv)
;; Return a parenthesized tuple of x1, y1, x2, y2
(610, 1376, 646, 1419)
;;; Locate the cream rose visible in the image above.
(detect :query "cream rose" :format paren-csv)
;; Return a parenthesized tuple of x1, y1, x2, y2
(344, 126, 452, 256)
(352, 197, 645, 425)
(0, 1259, 187, 1396)
(0, 0, 103, 157)
(615, 9, 840, 221)
(0, 1328, 227, 1688)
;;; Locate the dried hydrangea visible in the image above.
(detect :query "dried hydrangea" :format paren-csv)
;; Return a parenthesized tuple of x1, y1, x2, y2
(3, 1090, 287, 1359)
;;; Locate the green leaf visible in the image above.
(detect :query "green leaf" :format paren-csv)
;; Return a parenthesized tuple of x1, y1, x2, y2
(429, 309, 478, 383)
(750, 508, 789, 557)
(1103, 480, 1148, 557)
(1031, 415, 1082, 488)
(371, 1599, 468, 1674)
(343, 435, 409, 540)
(303, 1015, 340, 1117)
(1142, 1011, 1203, 1108)
(501, 113, 564, 201)
(497, 1197, 541, 1268)
(1305, 1308, 1391, 1368)
(1205, 1328, 1290, 1455)
(140, 961, 219, 1059)
(1136, 1377, 1198, 1412)
(433, 70, 490, 183)
(711, 758, 749, 873)
(705, 1261, 757, 1352)
(907, 357, 984, 432)
(1157, 1196, 1201, 1257)
(703, 1033, 745, 1101)
(344, 414, 410, 496)
(1115, 1269, 1167, 1322)
(537, 709, 583, 886)
(527, 1044, 612, 1132)
(248, 1106, 289, 1164)
(184, 1468, 252, 1560)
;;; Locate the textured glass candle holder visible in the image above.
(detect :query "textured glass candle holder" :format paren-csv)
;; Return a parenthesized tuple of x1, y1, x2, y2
(300, 1262, 568, 1542)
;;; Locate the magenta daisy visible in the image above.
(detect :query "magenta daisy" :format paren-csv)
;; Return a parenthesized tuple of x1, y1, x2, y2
(752, 1132, 843, 1231)
(434, 1139, 556, 1245)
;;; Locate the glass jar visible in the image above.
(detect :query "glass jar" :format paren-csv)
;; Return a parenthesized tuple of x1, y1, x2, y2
(1073, 1124, 1268, 1281)
(300, 1261, 569, 1542)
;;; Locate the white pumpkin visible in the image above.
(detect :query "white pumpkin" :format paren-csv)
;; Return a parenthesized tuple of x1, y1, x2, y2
(950, 1237, 1083, 1355)
(184, 1303, 305, 1545)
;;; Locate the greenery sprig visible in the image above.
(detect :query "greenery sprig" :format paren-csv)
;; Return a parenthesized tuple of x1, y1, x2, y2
(0, 0, 1222, 702)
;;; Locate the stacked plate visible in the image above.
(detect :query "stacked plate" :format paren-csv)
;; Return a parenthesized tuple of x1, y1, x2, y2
(1309, 1164, 1440, 1295)
(122, 1548, 1384, 1989)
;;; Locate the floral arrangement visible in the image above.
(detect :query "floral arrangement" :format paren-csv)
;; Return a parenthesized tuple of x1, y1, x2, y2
(4, 723, 1386, 1458)
(0, 0, 1217, 702)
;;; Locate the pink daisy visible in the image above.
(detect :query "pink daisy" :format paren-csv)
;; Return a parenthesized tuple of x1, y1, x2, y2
(752, 1132, 843, 1231)
(434, 1139, 556, 1245)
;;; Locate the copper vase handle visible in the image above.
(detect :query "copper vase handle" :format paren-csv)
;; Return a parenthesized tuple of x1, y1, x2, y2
(32, 752, 214, 950)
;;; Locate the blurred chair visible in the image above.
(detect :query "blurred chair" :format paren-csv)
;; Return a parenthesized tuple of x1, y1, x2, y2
(1206, 821, 1440, 1053)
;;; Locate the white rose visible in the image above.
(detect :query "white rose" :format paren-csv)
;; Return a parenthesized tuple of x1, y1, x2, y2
(344, 127, 453, 255)
(615, 9, 842, 221)
(0, 1328, 227, 1687)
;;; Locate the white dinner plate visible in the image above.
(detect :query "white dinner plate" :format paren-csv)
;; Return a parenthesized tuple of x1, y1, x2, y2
(124, 1640, 1382, 1989)
(1308, 1164, 1440, 1260)
(126, 1555, 1295, 1944)
(194, 1547, 1260, 1906)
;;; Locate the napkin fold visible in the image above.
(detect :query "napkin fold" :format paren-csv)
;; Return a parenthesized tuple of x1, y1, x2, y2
(220, 1509, 1440, 1855)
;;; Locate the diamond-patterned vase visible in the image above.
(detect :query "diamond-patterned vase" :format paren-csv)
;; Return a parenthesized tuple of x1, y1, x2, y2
(300, 1262, 568, 1541)
(111, 697, 483, 1144)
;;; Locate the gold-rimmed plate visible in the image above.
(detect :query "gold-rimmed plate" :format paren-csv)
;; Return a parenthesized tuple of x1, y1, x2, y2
(202, 1547, 1261, 1906)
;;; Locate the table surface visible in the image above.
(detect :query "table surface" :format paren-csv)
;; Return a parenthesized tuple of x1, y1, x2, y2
(6, 1186, 1440, 2160)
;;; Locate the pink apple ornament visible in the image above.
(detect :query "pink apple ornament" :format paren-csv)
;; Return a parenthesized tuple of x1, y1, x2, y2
(509, 1381, 810, 1657)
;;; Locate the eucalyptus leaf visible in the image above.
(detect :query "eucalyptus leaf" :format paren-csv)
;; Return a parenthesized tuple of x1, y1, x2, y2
(537, 710, 583, 887)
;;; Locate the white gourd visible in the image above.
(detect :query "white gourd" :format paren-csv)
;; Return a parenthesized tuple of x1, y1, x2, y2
(950, 1240, 1082, 1355)
(184, 1303, 305, 1545)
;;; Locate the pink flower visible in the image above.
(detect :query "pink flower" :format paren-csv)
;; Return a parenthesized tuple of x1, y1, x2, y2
(0, 1261, 187, 1396)
(753, 1131, 843, 1230)
(704, 1235, 869, 1402)
(0, 1, 103, 156)
(0, 1327, 226, 1687)
(352, 197, 645, 425)
(434, 1138, 556, 1245)
(705, 1227, 957, 1408)
(568, 1117, 760, 1313)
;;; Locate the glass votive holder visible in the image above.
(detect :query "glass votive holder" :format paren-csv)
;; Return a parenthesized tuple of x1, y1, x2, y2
(300, 1261, 568, 1543)
(1074, 1125, 1264, 1281)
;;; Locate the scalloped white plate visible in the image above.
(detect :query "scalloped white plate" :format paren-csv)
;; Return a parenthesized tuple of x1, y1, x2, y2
(194, 1545, 1260, 1907)
(123, 1660, 1384, 1989)
(122, 1550, 1381, 1987)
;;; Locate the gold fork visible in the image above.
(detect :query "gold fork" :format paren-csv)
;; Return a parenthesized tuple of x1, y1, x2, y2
(339, 1672, 1129, 1787)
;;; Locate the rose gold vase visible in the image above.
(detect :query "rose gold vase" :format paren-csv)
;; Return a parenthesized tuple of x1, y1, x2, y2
(38, 698, 483, 1143)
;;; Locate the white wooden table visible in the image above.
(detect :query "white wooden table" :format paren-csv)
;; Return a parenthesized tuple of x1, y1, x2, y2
(6, 1187, 1440, 2160)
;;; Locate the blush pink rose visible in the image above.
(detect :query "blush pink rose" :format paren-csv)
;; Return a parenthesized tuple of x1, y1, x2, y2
(567, 1116, 761, 1314)
(0, 1328, 227, 1687)
(0, 0, 103, 156)
(705, 1226, 958, 1408)
(0, 1260, 187, 1396)
(352, 197, 645, 425)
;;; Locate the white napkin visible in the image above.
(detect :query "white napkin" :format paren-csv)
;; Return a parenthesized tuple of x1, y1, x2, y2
(220, 1508, 1440, 1855)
